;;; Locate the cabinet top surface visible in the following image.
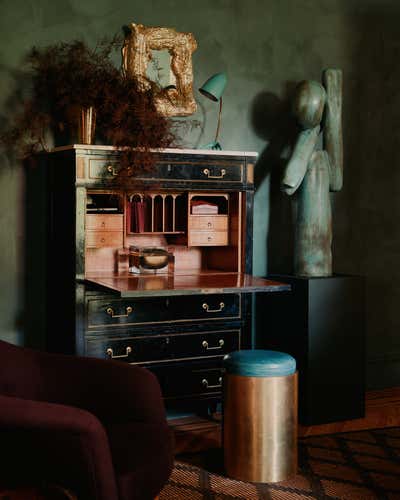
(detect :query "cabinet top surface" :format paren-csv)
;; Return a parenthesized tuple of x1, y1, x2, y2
(50, 144, 258, 158)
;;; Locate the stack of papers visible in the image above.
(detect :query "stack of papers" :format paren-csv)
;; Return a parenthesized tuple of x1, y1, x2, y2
(191, 200, 219, 215)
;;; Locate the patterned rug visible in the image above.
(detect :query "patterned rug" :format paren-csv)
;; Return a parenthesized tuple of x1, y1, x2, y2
(160, 427, 400, 499)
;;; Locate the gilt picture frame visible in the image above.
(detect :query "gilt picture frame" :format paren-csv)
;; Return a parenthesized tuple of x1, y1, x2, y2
(122, 22, 197, 117)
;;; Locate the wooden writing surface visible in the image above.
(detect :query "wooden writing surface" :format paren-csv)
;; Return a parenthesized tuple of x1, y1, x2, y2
(85, 272, 290, 297)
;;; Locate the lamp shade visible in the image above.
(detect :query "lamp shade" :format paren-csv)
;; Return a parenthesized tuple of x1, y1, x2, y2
(199, 72, 227, 101)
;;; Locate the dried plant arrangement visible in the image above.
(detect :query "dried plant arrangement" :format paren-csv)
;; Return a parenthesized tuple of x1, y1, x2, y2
(1, 36, 177, 170)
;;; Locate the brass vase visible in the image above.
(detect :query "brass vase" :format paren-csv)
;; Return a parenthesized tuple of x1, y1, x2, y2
(77, 106, 96, 144)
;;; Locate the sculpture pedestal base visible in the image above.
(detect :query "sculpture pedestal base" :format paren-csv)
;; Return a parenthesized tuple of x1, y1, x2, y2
(256, 274, 365, 426)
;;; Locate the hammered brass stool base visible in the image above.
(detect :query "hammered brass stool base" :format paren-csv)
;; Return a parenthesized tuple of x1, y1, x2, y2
(223, 350, 298, 483)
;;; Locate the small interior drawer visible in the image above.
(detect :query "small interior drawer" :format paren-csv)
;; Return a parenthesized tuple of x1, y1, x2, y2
(86, 214, 123, 231)
(85, 329, 240, 364)
(188, 230, 228, 246)
(86, 231, 123, 248)
(188, 215, 228, 231)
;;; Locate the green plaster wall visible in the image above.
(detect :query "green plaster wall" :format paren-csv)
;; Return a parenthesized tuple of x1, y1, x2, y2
(0, 0, 399, 388)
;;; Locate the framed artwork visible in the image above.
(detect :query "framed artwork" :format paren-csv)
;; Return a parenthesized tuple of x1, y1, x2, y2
(122, 22, 197, 117)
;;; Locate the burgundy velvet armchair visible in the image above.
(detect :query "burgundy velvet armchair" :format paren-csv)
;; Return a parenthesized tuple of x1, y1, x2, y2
(0, 340, 173, 500)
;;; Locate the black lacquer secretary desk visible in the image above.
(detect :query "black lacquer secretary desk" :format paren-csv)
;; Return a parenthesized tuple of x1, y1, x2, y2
(25, 145, 289, 411)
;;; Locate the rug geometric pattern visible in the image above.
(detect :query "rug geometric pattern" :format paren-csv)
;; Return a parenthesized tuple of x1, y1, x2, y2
(160, 427, 400, 499)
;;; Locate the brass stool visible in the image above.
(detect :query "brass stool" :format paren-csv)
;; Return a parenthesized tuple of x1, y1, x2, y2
(223, 350, 298, 483)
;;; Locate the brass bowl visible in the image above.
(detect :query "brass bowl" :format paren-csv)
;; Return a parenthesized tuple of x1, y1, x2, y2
(140, 253, 169, 269)
(129, 247, 170, 270)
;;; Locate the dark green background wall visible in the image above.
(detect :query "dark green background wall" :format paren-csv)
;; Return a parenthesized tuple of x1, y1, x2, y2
(0, 0, 399, 388)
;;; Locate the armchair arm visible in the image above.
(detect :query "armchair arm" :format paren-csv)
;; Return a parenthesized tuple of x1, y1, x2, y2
(0, 394, 118, 500)
(37, 351, 166, 425)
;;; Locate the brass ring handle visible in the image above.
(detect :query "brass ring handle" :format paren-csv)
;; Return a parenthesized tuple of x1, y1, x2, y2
(207, 222, 212, 228)
(202, 377, 222, 389)
(106, 165, 118, 176)
(106, 306, 133, 318)
(202, 302, 225, 313)
(202, 339, 225, 350)
(106, 346, 132, 359)
(202, 168, 226, 179)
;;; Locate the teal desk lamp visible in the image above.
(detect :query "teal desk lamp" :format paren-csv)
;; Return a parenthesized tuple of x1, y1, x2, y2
(199, 72, 227, 150)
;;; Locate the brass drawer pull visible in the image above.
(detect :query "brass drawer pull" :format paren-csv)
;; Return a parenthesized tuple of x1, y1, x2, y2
(106, 346, 132, 359)
(202, 168, 226, 179)
(106, 306, 133, 318)
(202, 302, 225, 313)
(202, 339, 225, 350)
(202, 377, 222, 389)
(106, 164, 119, 176)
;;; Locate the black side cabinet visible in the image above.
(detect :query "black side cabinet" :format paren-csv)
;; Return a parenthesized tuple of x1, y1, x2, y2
(256, 275, 365, 425)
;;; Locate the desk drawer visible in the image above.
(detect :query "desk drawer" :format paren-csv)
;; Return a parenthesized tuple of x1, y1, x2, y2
(168, 294, 240, 321)
(86, 293, 241, 328)
(87, 297, 169, 328)
(86, 329, 240, 364)
(88, 158, 243, 183)
(152, 362, 225, 398)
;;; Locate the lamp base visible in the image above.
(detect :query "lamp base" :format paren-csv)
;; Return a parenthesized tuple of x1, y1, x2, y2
(199, 141, 222, 150)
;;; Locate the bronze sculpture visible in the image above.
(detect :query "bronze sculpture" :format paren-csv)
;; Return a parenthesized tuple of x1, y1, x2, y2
(281, 69, 343, 277)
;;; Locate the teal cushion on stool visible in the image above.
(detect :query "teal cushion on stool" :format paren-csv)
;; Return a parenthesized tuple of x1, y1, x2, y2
(223, 350, 296, 377)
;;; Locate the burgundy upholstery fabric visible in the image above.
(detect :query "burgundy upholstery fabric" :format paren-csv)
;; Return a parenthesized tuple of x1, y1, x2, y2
(0, 340, 173, 500)
(106, 421, 173, 500)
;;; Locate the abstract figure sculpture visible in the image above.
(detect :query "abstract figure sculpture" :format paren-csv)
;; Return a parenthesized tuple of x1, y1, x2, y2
(281, 69, 343, 277)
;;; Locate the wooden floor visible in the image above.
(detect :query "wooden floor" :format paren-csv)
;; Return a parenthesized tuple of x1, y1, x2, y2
(171, 387, 400, 454)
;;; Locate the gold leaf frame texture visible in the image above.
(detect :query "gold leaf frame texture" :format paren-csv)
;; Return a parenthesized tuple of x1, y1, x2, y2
(122, 22, 197, 117)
